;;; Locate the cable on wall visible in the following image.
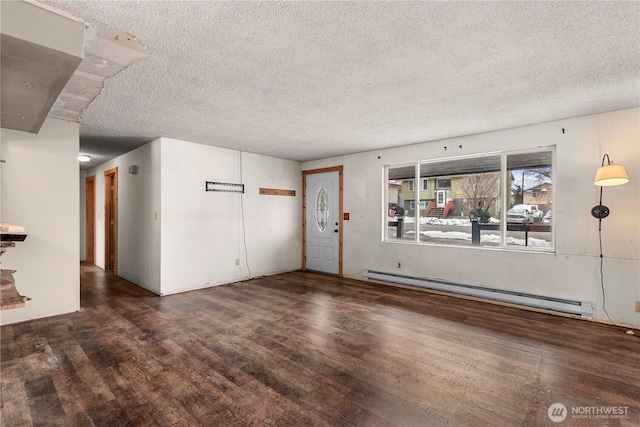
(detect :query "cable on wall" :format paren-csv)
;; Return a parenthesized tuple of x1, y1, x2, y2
(597, 186, 636, 337)
(597, 188, 615, 326)
(239, 151, 252, 280)
(591, 154, 636, 337)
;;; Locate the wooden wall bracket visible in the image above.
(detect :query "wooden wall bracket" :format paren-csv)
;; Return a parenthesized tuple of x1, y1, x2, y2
(259, 188, 296, 197)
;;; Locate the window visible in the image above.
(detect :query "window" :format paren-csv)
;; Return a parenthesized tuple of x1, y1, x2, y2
(506, 151, 553, 248)
(436, 178, 451, 189)
(385, 148, 554, 250)
(386, 165, 415, 240)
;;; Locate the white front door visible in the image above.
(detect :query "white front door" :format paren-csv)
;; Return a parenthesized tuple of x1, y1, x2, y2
(305, 171, 339, 275)
(436, 190, 446, 208)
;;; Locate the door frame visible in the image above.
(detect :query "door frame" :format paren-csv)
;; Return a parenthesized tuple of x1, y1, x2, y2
(302, 166, 343, 277)
(104, 167, 118, 272)
(85, 175, 96, 265)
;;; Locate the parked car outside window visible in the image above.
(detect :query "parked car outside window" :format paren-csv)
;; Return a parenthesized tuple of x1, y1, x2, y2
(506, 208, 534, 225)
(513, 204, 543, 222)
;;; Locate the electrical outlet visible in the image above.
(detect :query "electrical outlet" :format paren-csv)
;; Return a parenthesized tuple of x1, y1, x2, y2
(635, 301, 640, 313)
(397, 261, 402, 269)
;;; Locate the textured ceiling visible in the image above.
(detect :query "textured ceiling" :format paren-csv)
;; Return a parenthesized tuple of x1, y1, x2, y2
(48, 1, 640, 164)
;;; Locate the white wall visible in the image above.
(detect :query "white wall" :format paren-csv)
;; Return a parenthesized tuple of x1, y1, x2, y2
(79, 169, 87, 261)
(240, 152, 303, 278)
(303, 108, 640, 327)
(87, 137, 301, 296)
(1, 118, 80, 324)
(159, 138, 301, 295)
(87, 140, 162, 294)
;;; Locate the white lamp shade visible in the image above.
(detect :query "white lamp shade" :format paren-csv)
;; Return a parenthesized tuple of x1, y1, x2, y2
(594, 164, 629, 186)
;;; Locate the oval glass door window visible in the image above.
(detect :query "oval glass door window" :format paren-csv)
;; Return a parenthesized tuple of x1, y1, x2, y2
(316, 186, 329, 232)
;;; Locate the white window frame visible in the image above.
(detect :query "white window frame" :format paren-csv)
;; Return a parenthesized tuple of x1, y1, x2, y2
(384, 147, 555, 252)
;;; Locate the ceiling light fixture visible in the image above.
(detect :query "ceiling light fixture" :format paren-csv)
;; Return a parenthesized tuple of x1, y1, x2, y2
(79, 155, 91, 162)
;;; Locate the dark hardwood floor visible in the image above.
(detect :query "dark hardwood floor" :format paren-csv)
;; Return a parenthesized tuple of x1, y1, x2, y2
(1, 265, 639, 426)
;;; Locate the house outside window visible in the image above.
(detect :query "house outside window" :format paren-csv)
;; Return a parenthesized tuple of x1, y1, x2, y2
(409, 201, 427, 210)
(524, 183, 552, 210)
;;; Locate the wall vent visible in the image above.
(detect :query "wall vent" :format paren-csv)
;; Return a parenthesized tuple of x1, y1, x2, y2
(363, 269, 592, 317)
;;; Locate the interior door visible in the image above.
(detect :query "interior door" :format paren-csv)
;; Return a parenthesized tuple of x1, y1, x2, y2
(305, 170, 340, 275)
(85, 175, 95, 264)
(104, 167, 118, 272)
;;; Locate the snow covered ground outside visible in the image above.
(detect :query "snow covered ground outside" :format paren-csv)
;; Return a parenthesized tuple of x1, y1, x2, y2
(404, 229, 551, 248)
(396, 216, 551, 248)
(402, 216, 471, 226)
(400, 216, 502, 226)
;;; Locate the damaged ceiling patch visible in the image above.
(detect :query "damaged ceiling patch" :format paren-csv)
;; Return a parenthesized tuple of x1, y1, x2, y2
(47, 6, 148, 124)
(0, 0, 148, 133)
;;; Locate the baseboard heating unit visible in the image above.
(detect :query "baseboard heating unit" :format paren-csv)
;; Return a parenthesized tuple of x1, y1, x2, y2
(363, 269, 593, 317)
